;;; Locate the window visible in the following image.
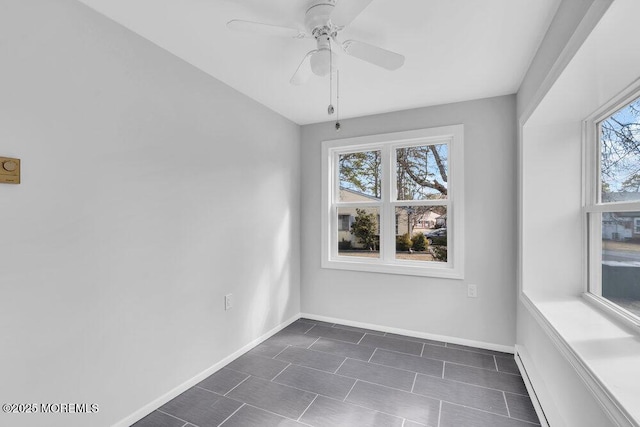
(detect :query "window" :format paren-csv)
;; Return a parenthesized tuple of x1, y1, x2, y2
(338, 214, 350, 231)
(321, 125, 464, 278)
(586, 90, 640, 322)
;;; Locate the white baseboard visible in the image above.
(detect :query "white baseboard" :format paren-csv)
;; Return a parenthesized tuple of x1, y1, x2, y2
(300, 312, 515, 354)
(112, 313, 300, 427)
(514, 345, 552, 427)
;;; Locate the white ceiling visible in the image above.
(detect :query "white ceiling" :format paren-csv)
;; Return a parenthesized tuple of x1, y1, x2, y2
(77, 0, 560, 125)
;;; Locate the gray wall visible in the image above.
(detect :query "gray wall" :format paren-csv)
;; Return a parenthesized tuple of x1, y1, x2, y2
(0, 1, 300, 426)
(301, 95, 518, 347)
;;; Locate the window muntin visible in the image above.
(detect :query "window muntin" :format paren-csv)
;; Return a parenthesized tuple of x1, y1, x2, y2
(587, 94, 640, 322)
(322, 126, 464, 278)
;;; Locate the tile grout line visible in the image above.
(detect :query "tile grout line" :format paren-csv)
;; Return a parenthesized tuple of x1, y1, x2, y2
(242, 402, 314, 426)
(411, 372, 418, 393)
(272, 345, 291, 359)
(444, 401, 541, 425)
(356, 333, 367, 345)
(420, 342, 425, 357)
(493, 355, 499, 371)
(343, 379, 359, 402)
(222, 375, 250, 396)
(442, 362, 446, 379)
(323, 394, 412, 424)
(156, 409, 191, 426)
(306, 337, 321, 349)
(333, 357, 348, 374)
(367, 348, 378, 362)
(503, 391, 511, 418)
(227, 353, 529, 398)
(271, 363, 292, 381)
(297, 394, 319, 421)
(217, 403, 245, 427)
(437, 400, 443, 427)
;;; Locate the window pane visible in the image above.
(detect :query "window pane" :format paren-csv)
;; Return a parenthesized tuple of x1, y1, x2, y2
(337, 206, 380, 258)
(600, 97, 640, 202)
(601, 211, 640, 317)
(396, 144, 448, 200)
(395, 206, 447, 262)
(339, 151, 382, 201)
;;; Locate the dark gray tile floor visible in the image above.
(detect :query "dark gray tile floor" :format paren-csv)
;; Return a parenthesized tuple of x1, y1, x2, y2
(132, 318, 541, 427)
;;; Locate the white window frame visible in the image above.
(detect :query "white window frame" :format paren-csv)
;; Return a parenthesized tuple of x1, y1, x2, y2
(321, 125, 464, 279)
(635, 218, 640, 234)
(584, 81, 640, 327)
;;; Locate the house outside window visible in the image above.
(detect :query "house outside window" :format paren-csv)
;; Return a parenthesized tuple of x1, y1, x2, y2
(586, 89, 640, 322)
(321, 125, 464, 278)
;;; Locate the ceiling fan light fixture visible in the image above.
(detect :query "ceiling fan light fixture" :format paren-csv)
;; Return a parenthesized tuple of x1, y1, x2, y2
(310, 48, 337, 76)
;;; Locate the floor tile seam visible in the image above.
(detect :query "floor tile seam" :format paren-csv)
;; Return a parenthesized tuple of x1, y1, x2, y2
(411, 372, 418, 393)
(331, 324, 386, 336)
(422, 354, 524, 374)
(333, 357, 348, 374)
(365, 358, 443, 378)
(271, 374, 356, 400)
(355, 333, 366, 345)
(343, 355, 431, 377)
(494, 355, 499, 371)
(503, 391, 511, 418)
(309, 335, 377, 353)
(302, 324, 316, 334)
(322, 391, 413, 424)
(221, 374, 250, 396)
(239, 401, 315, 426)
(420, 343, 425, 357)
(271, 362, 292, 381)
(437, 400, 443, 427)
(367, 348, 377, 362)
(425, 372, 529, 397)
(296, 394, 319, 422)
(424, 342, 502, 360)
(272, 345, 292, 359)
(395, 385, 513, 417)
(271, 359, 420, 393)
(342, 379, 359, 402)
(279, 340, 355, 362)
(442, 400, 540, 425)
(156, 409, 192, 426)
(223, 359, 526, 404)
(217, 402, 245, 427)
(306, 337, 321, 349)
(304, 331, 365, 345)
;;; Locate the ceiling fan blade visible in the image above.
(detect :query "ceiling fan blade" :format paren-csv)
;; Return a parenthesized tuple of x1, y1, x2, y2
(330, 0, 373, 27)
(290, 50, 317, 85)
(227, 20, 306, 39)
(342, 39, 405, 70)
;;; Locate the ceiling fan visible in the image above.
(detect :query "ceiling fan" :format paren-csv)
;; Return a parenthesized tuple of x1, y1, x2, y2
(227, 0, 405, 85)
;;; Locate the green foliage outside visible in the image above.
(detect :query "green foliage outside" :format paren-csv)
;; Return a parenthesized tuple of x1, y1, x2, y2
(411, 232, 428, 251)
(351, 208, 379, 250)
(433, 246, 447, 262)
(396, 233, 413, 251)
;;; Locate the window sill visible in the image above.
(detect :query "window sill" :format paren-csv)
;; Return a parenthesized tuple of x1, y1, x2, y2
(322, 258, 463, 279)
(521, 291, 640, 426)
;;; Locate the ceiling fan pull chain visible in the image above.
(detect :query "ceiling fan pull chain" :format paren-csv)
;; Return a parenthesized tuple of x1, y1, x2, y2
(335, 69, 341, 131)
(328, 36, 335, 116)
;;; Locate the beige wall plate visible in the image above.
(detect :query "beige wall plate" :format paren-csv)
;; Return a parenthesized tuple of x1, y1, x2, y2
(0, 157, 20, 184)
